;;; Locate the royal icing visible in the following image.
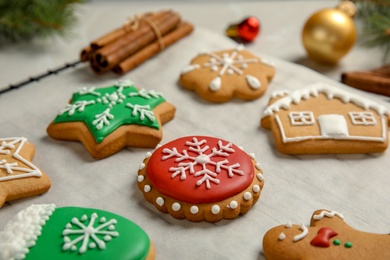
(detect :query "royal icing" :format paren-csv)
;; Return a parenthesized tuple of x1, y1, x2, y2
(24, 206, 151, 260)
(181, 45, 271, 92)
(274, 113, 387, 143)
(146, 136, 254, 204)
(264, 83, 389, 144)
(54, 80, 166, 143)
(0, 137, 42, 182)
(313, 210, 344, 220)
(310, 227, 338, 247)
(62, 212, 119, 254)
(293, 224, 309, 242)
(0, 204, 55, 260)
(263, 83, 389, 117)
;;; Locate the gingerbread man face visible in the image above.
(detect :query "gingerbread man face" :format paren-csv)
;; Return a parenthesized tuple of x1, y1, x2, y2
(0, 137, 51, 207)
(263, 209, 390, 260)
(179, 45, 275, 103)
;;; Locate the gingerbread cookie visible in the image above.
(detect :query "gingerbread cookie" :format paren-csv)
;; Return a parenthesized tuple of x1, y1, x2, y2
(263, 209, 390, 260)
(179, 44, 275, 103)
(137, 136, 264, 222)
(47, 80, 176, 159)
(0, 137, 51, 207)
(261, 82, 390, 154)
(0, 204, 155, 260)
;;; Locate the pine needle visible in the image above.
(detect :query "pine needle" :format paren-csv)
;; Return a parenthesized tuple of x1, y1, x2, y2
(0, 0, 84, 43)
(355, 0, 390, 61)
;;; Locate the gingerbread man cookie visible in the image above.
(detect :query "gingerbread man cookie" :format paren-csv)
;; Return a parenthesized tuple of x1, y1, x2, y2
(261, 82, 390, 154)
(179, 44, 275, 103)
(0, 204, 155, 260)
(0, 137, 51, 207)
(47, 80, 176, 159)
(137, 136, 264, 222)
(263, 209, 390, 260)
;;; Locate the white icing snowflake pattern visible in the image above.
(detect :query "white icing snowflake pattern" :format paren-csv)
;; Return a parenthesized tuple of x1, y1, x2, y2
(62, 212, 119, 254)
(58, 81, 163, 131)
(161, 137, 244, 189)
(0, 137, 42, 182)
(181, 44, 266, 91)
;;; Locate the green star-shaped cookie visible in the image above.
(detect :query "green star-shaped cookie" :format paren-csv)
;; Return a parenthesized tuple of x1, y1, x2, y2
(47, 80, 176, 159)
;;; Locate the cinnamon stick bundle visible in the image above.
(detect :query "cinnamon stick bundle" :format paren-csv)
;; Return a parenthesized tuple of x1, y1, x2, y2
(113, 22, 194, 74)
(341, 65, 390, 97)
(80, 10, 194, 75)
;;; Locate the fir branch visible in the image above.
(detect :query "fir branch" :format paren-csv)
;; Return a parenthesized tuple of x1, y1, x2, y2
(0, 0, 84, 43)
(355, 0, 390, 60)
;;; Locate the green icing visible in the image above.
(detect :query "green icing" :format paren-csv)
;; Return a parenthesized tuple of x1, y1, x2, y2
(344, 241, 353, 248)
(333, 239, 341, 246)
(26, 207, 151, 260)
(54, 81, 166, 143)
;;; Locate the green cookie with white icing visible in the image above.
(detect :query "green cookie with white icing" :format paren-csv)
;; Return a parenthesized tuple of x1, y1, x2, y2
(0, 204, 155, 260)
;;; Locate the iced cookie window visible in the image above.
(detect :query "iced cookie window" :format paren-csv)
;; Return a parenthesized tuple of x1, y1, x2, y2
(349, 112, 376, 126)
(289, 111, 315, 126)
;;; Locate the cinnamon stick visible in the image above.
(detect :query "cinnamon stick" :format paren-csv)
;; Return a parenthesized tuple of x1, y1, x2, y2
(113, 22, 194, 74)
(341, 71, 390, 97)
(90, 12, 156, 50)
(93, 11, 180, 72)
(90, 27, 127, 50)
(80, 46, 92, 62)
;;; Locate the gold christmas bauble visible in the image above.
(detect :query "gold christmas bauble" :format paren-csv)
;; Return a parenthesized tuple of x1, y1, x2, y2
(302, 1, 357, 64)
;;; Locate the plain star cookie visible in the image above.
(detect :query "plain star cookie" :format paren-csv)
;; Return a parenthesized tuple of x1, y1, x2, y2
(47, 80, 176, 159)
(179, 44, 275, 103)
(137, 136, 264, 222)
(0, 137, 51, 207)
(0, 204, 155, 260)
(261, 82, 390, 154)
(262, 209, 390, 260)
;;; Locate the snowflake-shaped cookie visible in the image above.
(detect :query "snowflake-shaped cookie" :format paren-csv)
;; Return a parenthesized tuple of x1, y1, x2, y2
(47, 80, 176, 159)
(180, 44, 275, 102)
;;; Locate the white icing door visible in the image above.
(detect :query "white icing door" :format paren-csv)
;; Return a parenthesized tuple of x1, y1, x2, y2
(317, 114, 349, 138)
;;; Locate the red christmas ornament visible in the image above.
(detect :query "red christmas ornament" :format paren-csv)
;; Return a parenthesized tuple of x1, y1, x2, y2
(225, 17, 260, 42)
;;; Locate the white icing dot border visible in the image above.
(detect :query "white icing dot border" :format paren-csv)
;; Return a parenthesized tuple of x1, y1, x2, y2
(137, 139, 266, 221)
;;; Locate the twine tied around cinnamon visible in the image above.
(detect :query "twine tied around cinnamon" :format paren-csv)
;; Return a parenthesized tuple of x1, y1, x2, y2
(124, 13, 165, 51)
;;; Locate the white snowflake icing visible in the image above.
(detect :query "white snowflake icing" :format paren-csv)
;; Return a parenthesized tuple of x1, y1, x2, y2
(62, 212, 119, 254)
(182, 44, 269, 91)
(57, 81, 163, 132)
(76, 87, 101, 96)
(0, 137, 42, 182)
(60, 100, 95, 116)
(126, 104, 155, 121)
(92, 109, 115, 130)
(161, 137, 244, 189)
(129, 89, 163, 99)
(116, 79, 134, 89)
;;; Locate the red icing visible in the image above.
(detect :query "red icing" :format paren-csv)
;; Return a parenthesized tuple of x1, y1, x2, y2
(310, 227, 338, 247)
(146, 136, 254, 204)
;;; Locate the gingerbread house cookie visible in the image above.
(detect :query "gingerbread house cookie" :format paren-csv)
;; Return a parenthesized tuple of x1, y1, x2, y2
(261, 82, 390, 154)
(263, 209, 390, 260)
(0, 137, 51, 207)
(137, 136, 264, 222)
(0, 204, 155, 260)
(47, 80, 176, 159)
(179, 44, 275, 103)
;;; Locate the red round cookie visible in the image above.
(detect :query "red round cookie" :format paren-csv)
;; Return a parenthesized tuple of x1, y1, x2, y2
(137, 135, 264, 222)
(146, 136, 254, 204)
